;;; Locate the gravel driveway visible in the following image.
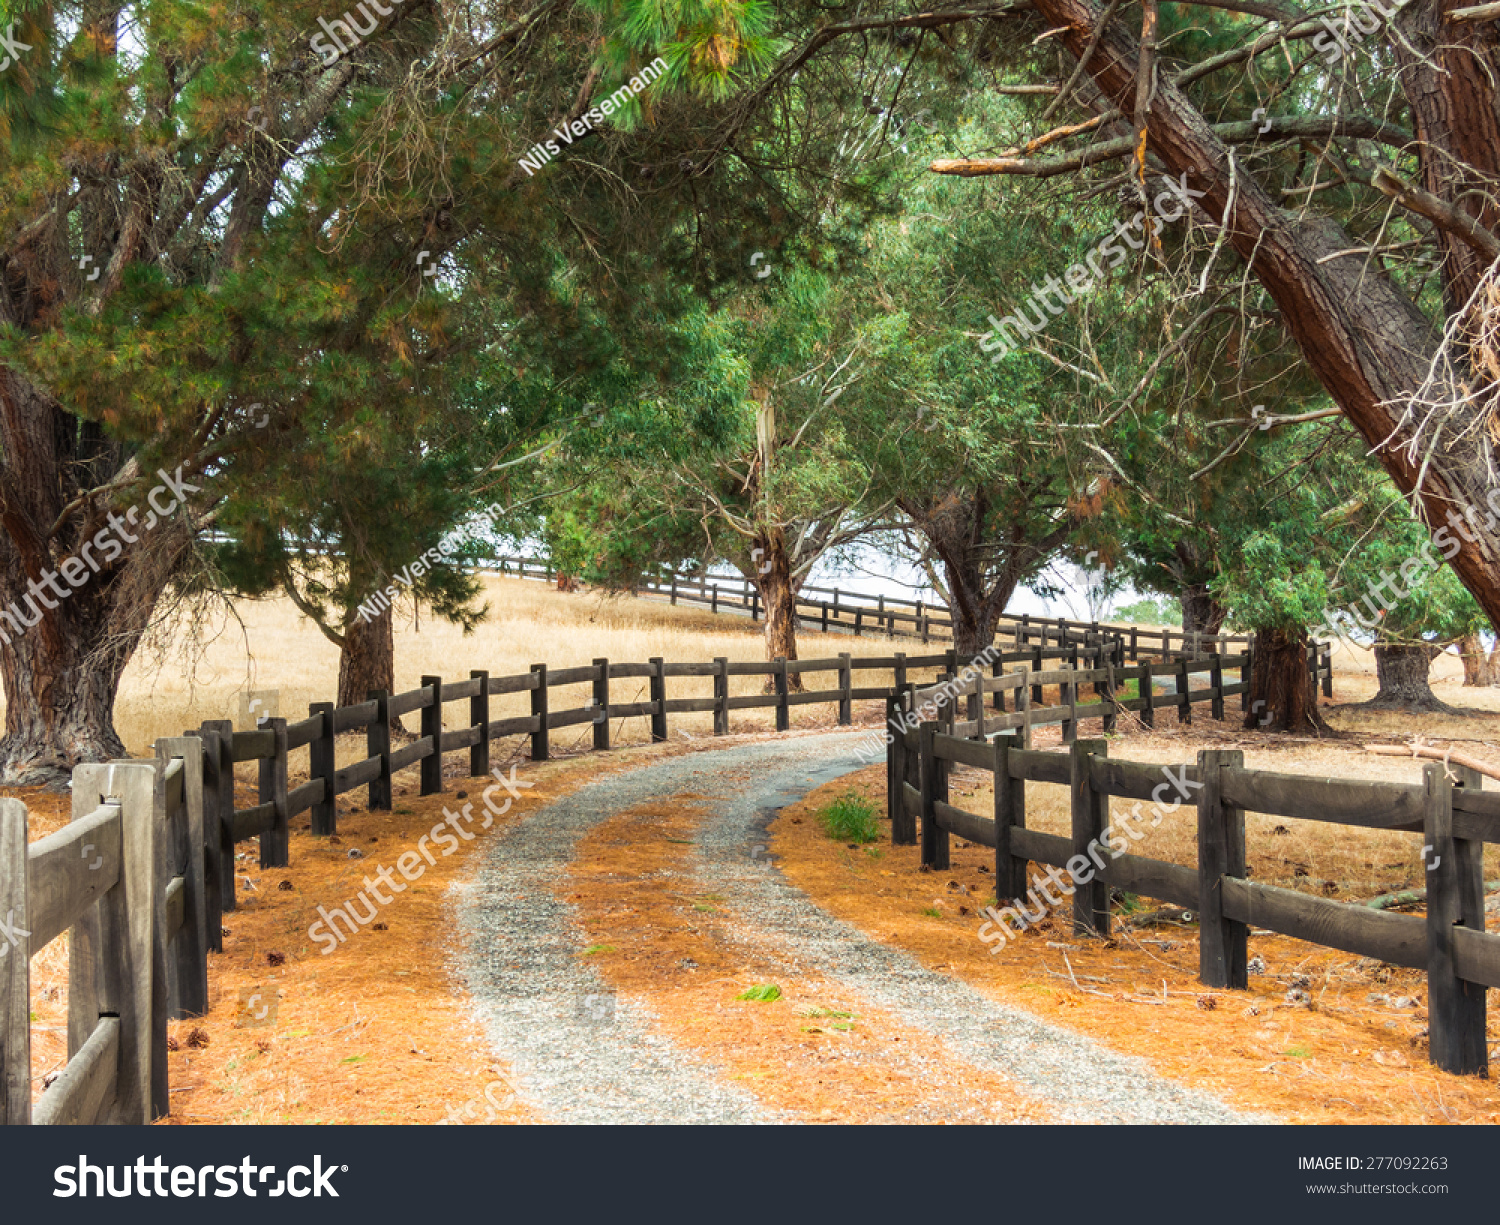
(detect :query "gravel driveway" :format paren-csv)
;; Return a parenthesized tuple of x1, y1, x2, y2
(454, 732, 1268, 1124)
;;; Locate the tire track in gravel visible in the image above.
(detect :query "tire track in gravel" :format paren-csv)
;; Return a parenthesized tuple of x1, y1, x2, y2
(456, 731, 1265, 1124)
(690, 735, 1266, 1124)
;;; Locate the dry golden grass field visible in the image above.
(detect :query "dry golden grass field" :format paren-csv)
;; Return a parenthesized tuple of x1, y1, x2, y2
(9, 576, 1500, 1122)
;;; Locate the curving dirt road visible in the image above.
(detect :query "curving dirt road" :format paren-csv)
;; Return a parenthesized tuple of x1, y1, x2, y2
(454, 732, 1267, 1124)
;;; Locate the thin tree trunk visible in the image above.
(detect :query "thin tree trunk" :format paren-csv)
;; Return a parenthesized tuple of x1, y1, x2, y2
(1245, 627, 1327, 733)
(753, 532, 803, 692)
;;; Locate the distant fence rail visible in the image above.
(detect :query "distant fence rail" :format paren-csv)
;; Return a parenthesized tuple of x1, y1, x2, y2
(888, 669, 1499, 1077)
(0, 608, 1322, 1123)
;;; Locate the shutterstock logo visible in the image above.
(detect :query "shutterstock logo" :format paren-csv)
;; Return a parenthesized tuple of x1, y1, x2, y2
(54, 1156, 345, 1198)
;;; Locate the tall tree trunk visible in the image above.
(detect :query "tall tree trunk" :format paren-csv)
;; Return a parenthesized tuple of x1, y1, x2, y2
(1180, 584, 1227, 640)
(338, 604, 396, 708)
(752, 531, 803, 692)
(1366, 642, 1455, 712)
(1245, 628, 1327, 733)
(967, 0, 1500, 632)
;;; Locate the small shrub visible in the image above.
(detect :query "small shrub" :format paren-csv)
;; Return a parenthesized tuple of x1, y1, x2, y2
(817, 791, 880, 844)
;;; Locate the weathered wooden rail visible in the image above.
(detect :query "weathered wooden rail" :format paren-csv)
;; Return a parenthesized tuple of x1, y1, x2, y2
(888, 670, 1499, 1076)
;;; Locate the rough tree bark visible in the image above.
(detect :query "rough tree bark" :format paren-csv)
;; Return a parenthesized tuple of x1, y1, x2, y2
(1366, 642, 1457, 712)
(943, 0, 1500, 631)
(337, 604, 397, 709)
(1245, 628, 1327, 733)
(1180, 583, 1227, 640)
(751, 530, 803, 691)
(1457, 632, 1498, 685)
(0, 370, 197, 785)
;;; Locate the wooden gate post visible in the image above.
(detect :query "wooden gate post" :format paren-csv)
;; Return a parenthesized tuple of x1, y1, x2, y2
(918, 721, 949, 870)
(1425, 762, 1488, 1074)
(530, 664, 550, 761)
(838, 653, 853, 725)
(368, 690, 393, 811)
(1209, 654, 1225, 721)
(774, 657, 790, 732)
(420, 676, 443, 796)
(1197, 749, 1248, 989)
(1140, 661, 1155, 729)
(1060, 664, 1077, 744)
(1069, 739, 1110, 937)
(649, 657, 668, 742)
(310, 703, 337, 836)
(471, 671, 492, 775)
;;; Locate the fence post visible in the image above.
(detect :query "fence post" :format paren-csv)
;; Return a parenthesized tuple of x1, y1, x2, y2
(670, 576, 678, 605)
(886, 695, 903, 830)
(309, 703, 337, 836)
(203, 719, 236, 915)
(712, 657, 729, 736)
(259, 717, 289, 869)
(918, 721, 949, 870)
(530, 664, 550, 761)
(993, 734, 1028, 902)
(1031, 646, 1044, 706)
(1101, 652, 1118, 736)
(1006, 666, 1030, 750)
(0, 798, 29, 1125)
(821, 603, 829, 634)
(70, 761, 156, 1123)
(751, 589, 760, 622)
(1129, 626, 1138, 661)
(1140, 661, 1155, 729)
(894, 652, 907, 694)
(190, 723, 225, 939)
(648, 657, 668, 742)
(592, 659, 610, 751)
(711, 584, 719, 615)
(1177, 657, 1192, 726)
(1321, 644, 1334, 697)
(159, 736, 208, 1019)
(1060, 664, 1077, 744)
(854, 608, 863, 636)
(1197, 749, 1248, 990)
(1210, 654, 1225, 721)
(838, 653, 853, 725)
(471, 671, 492, 775)
(1069, 739, 1110, 937)
(1424, 762, 1487, 1074)
(421, 676, 443, 795)
(769, 658, 788, 731)
(368, 690, 393, 811)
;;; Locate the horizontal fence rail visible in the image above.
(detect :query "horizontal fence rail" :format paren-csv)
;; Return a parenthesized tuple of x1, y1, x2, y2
(889, 676, 1497, 1077)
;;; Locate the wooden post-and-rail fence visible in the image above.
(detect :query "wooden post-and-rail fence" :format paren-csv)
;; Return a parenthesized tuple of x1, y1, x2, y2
(889, 669, 1500, 1076)
(0, 626, 1295, 1124)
